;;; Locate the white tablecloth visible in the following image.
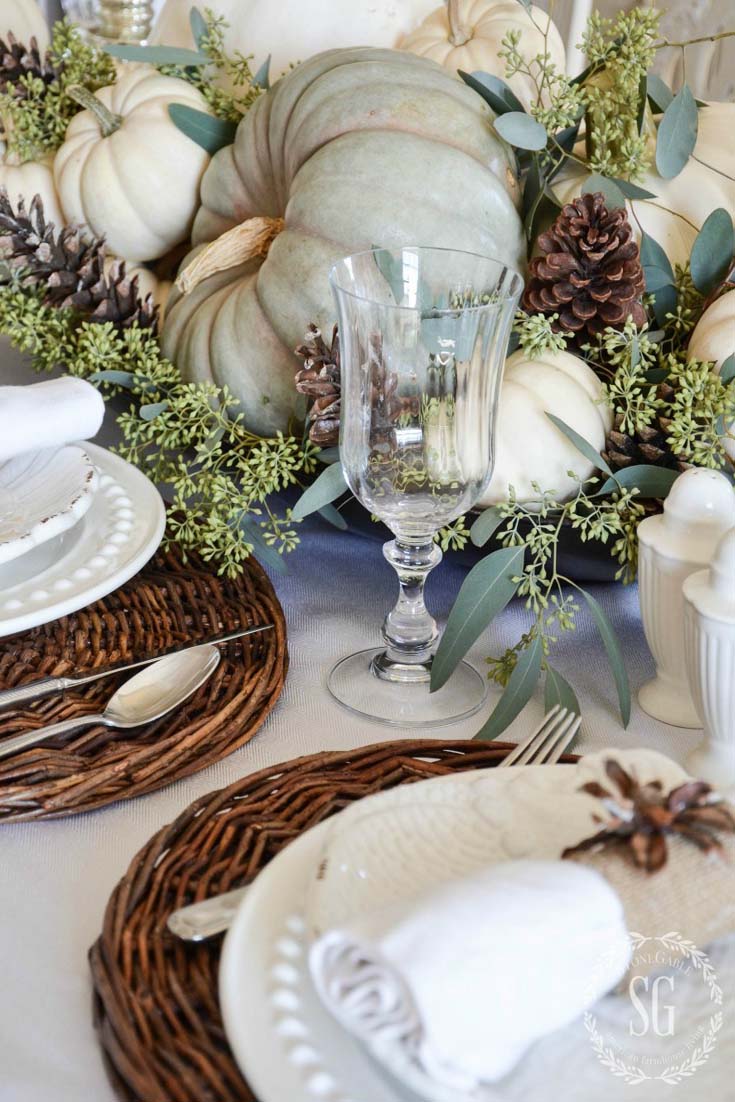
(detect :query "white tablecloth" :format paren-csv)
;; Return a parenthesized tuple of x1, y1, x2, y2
(0, 343, 711, 1101)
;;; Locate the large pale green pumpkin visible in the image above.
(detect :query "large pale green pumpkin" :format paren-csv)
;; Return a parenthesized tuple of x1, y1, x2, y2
(163, 47, 525, 436)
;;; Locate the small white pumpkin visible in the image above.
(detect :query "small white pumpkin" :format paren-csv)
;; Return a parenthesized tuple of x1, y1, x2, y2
(555, 104, 735, 267)
(54, 67, 212, 263)
(480, 349, 613, 506)
(0, 154, 63, 227)
(688, 290, 735, 462)
(152, 0, 438, 81)
(400, 0, 566, 111)
(3, 0, 48, 47)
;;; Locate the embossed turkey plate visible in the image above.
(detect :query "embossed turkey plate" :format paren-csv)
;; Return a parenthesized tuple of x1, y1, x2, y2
(0, 445, 98, 566)
(220, 751, 735, 1102)
(0, 442, 165, 637)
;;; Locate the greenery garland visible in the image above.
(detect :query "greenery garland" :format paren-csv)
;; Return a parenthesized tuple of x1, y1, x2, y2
(0, 4, 734, 735)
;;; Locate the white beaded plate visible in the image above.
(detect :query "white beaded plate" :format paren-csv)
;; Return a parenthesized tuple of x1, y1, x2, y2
(220, 752, 735, 1102)
(0, 446, 98, 566)
(0, 442, 165, 637)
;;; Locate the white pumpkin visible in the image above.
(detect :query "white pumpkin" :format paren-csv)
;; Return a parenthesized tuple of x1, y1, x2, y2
(688, 290, 735, 462)
(152, 0, 438, 81)
(480, 349, 613, 506)
(400, 0, 566, 111)
(555, 104, 735, 267)
(53, 67, 212, 263)
(0, 154, 63, 227)
(3, 0, 48, 47)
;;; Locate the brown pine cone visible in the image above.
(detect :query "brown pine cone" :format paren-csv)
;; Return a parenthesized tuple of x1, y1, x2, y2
(295, 324, 341, 446)
(0, 32, 58, 100)
(0, 190, 158, 332)
(603, 384, 692, 476)
(524, 192, 647, 343)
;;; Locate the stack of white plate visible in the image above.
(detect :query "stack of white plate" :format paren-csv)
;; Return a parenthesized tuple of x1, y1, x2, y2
(0, 442, 165, 637)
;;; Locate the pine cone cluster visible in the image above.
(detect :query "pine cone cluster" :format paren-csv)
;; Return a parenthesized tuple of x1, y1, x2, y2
(0, 32, 58, 101)
(603, 381, 692, 475)
(0, 191, 158, 332)
(524, 192, 646, 344)
(295, 324, 341, 446)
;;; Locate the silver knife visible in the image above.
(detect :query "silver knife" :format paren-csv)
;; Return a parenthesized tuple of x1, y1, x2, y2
(0, 624, 274, 710)
(167, 887, 249, 942)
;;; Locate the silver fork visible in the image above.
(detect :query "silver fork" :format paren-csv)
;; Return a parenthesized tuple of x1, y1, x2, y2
(499, 705, 581, 769)
(168, 706, 582, 943)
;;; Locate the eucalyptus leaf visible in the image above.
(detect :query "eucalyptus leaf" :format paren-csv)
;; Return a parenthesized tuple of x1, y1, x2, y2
(105, 44, 209, 65)
(613, 178, 657, 201)
(544, 665, 581, 719)
(644, 266, 677, 293)
(546, 413, 614, 477)
(316, 446, 341, 464)
(317, 503, 348, 531)
(597, 465, 680, 499)
(652, 283, 678, 327)
(189, 6, 208, 48)
(495, 112, 548, 151)
(639, 232, 675, 280)
(90, 369, 138, 388)
(636, 74, 648, 135)
(580, 589, 631, 726)
(139, 401, 169, 421)
(239, 519, 288, 575)
(430, 545, 525, 693)
(690, 208, 735, 295)
(253, 54, 271, 90)
(721, 354, 735, 385)
(470, 506, 504, 548)
(168, 104, 237, 154)
(656, 84, 698, 179)
(646, 73, 673, 113)
(460, 71, 525, 116)
(474, 634, 542, 741)
(292, 462, 348, 520)
(583, 173, 626, 210)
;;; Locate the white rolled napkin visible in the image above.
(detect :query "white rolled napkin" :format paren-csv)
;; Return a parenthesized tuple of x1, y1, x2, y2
(0, 377, 105, 463)
(309, 859, 630, 1091)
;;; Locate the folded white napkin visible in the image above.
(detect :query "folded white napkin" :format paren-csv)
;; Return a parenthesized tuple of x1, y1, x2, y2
(0, 377, 105, 463)
(309, 859, 630, 1091)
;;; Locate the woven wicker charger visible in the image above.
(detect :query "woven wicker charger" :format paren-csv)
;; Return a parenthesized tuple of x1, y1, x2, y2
(0, 544, 287, 821)
(90, 738, 578, 1102)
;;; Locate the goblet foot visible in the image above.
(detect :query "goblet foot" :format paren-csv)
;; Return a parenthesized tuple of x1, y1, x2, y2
(327, 648, 487, 728)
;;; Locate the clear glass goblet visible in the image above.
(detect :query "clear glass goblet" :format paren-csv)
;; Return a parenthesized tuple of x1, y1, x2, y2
(328, 246, 523, 727)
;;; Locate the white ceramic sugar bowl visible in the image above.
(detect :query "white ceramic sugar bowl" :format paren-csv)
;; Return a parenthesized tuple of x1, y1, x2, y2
(684, 529, 735, 785)
(637, 469, 735, 728)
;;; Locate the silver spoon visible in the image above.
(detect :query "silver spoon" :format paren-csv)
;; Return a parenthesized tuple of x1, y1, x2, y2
(0, 644, 221, 760)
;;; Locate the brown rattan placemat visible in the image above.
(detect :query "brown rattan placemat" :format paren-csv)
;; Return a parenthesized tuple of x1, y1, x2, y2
(90, 739, 577, 1102)
(0, 544, 287, 821)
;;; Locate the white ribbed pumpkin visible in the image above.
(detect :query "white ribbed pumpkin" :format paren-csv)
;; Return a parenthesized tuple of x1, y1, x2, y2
(555, 104, 735, 267)
(152, 0, 438, 81)
(3, 0, 48, 47)
(0, 154, 63, 227)
(480, 349, 613, 505)
(54, 67, 212, 263)
(400, 0, 565, 111)
(688, 290, 735, 462)
(163, 48, 524, 437)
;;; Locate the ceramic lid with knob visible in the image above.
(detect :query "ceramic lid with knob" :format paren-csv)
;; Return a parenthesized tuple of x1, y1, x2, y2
(684, 527, 735, 623)
(638, 469, 735, 561)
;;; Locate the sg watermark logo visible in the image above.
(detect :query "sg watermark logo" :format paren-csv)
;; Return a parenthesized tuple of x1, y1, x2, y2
(584, 932, 723, 1086)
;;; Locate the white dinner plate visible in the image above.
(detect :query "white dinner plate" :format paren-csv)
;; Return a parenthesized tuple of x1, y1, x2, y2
(0, 442, 165, 636)
(219, 752, 735, 1102)
(0, 445, 98, 566)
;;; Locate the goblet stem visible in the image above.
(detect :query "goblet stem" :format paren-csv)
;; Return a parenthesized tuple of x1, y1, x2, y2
(372, 538, 443, 684)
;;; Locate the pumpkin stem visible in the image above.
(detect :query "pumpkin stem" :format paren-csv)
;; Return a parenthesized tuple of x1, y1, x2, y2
(67, 85, 122, 137)
(447, 0, 472, 47)
(176, 216, 285, 294)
